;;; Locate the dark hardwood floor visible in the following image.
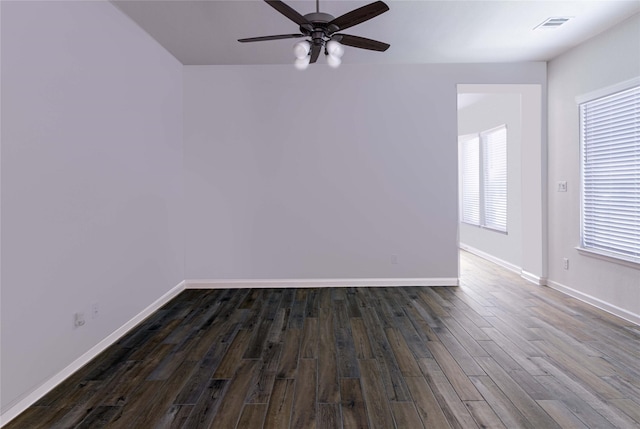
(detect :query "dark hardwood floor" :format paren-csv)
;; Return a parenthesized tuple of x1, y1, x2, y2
(6, 252, 640, 428)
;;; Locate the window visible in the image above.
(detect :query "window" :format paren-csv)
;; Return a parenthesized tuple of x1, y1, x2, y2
(459, 125, 507, 232)
(579, 83, 640, 264)
(460, 134, 480, 225)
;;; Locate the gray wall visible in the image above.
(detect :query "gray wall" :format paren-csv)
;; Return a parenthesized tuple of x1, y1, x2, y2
(184, 64, 546, 281)
(1, 1, 184, 412)
(547, 13, 640, 322)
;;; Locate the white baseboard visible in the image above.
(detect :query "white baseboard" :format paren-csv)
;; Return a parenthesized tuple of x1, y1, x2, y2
(185, 277, 459, 289)
(459, 243, 521, 275)
(547, 280, 640, 326)
(0, 281, 186, 427)
(520, 270, 548, 286)
(460, 244, 638, 324)
(460, 244, 548, 286)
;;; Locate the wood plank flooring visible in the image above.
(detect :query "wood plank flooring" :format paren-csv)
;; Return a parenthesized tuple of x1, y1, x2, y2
(6, 252, 640, 428)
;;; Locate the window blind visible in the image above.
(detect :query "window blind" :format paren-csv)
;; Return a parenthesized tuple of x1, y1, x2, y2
(461, 135, 480, 225)
(581, 85, 640, 262)
(482, 126, 508, 232)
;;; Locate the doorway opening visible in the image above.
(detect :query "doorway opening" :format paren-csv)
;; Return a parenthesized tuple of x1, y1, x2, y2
(456, 84, 546, 285)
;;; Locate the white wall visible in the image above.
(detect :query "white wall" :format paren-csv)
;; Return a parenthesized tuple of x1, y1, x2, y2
(1, 0, 184, 414)
(458, 92, 523, 269)
(547, 13, 640, 322)
(184, 63, 546, 282)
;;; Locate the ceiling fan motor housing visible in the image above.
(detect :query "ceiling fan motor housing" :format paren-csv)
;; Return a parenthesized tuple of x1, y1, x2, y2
(301, 12, 340, 44)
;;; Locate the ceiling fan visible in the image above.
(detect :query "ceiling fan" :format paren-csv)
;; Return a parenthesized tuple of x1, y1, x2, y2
(238, 0, 390, 69)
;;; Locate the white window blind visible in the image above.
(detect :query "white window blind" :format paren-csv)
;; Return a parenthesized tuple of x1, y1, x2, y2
(580, 84, 640, 263)
(483, 126, 508, 232)
(461, 135, 480, 225)
(459, 126, 507, 232)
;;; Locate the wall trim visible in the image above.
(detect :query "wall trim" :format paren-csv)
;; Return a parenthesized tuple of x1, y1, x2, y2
(185, 277, 459, 289)
(459, 244, 547, 286)
(459, 243, 521, 275)
(520, 270, 548, 286)
(575, 76, 640, 105)
(0, 281, 186, 427)
(460, 245, 637, 324)
(547, 280, 640, 326)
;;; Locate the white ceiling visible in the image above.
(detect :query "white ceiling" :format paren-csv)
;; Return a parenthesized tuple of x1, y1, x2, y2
(112, 0, 640, 66)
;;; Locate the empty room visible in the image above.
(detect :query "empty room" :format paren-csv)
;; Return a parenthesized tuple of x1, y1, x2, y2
(1, 0, 639, 427)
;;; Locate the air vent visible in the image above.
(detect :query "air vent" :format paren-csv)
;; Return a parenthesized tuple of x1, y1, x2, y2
(535, 17, 572, 30)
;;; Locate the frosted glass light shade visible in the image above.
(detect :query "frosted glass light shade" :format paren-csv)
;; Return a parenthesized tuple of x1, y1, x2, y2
(326, 40, 344, 58)
(327, 53, 342, 68)
(293, 41, 311, 59)
(294, 56, 311, 70)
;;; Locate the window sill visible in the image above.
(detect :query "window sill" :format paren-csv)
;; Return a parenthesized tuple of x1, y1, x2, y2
(575, 247, 640, 270)
(461, 222, 508, 235)
(483, 226, 508, 235)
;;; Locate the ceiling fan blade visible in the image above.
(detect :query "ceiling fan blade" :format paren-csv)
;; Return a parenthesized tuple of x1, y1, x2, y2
(309, 43, 321, 63)
(333, 34, 389, 52)
(265, 0, 313, 31)
(328, 1, 389, 32)
(238, 34, 305, 43)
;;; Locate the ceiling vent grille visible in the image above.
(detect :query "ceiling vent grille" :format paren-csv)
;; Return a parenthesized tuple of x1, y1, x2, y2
(535, 17, 572, 30)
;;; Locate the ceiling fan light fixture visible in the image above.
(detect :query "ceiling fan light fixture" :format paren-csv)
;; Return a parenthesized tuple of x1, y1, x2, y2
(327, 53, 342, 68)
(293, 40, 311, 59)
(294, 55, 311, 70)
(239, 0, 390, 67)
(326, 40, 344, 58)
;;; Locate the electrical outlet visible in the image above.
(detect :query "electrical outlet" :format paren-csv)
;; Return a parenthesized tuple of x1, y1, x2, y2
(563, 258, 569, 270)
(91, 303, 99, 319)
(558, 181, 567, 192)
(74, 312, 86, 327)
